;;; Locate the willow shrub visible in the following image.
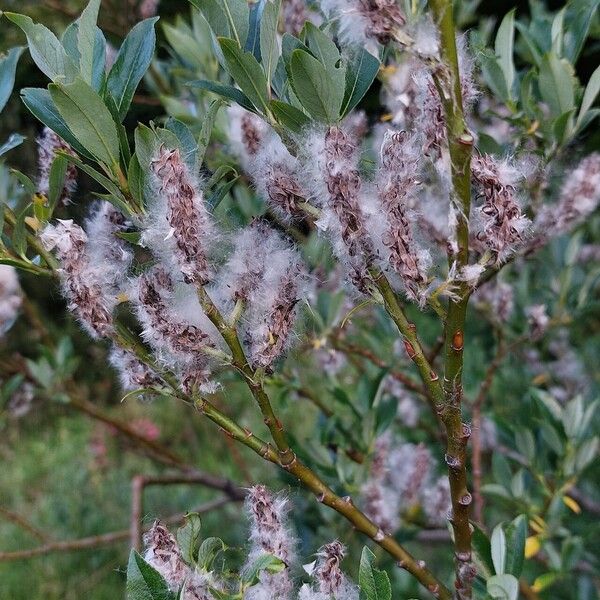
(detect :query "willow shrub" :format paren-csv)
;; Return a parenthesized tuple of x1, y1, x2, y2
(0, 0, 599, 599)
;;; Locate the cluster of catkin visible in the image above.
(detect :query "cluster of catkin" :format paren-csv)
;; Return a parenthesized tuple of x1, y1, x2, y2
(143, 485, 358, 600)
(228, 90, 600, 312)
(40, 143, 309, 394)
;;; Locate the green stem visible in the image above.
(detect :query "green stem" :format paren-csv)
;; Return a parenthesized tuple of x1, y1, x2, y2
(196, 286, 296, 466)
(119, 321, 451, 599)
(427, 0, 475, 596)
(3, 207, 59, 271)
(370, 269, 444, 411)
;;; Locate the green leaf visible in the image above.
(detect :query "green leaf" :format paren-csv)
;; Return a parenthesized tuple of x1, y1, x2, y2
(281, 32, 311, 64)
(134, 123, 157, 171)
(491, 523, 507, 574)
(4, 13, 78, 83)
(553, 109, 575, 144)
(165, 118, 198, 170)
(197, 537, 227, 571)
(358, 547, 391, 600)
(77, 0, 101, 84)
(576, 436, 598, 472)
(246, 0, 266, 59)
(127, 153, 145, 207)
(0, 46, 24, 113)
(188, 79, 256, 112)
(538, 52, 575, 117)
(503, 515, 527, 577)
(218, 38, 269, 112)
(341, 46, 380, 117)
(260, 0, 281, 88)
(191, 0, 249, 47)
(176, 513, 202, 565)
(20, 87, 92, 159)
(576, 64, 600, 130)
(534, 389, 563, 422)
(242, 553, 286, 586)
(91, 28, 107, 91)
(550, 8, 565, 56)
(126, 550, 176, 600)
(514, 430, 535, 462)
(0, 133, 25, 158)
(515, 22, 543, 66)
(49, 77, 120, 168)
(563, 1, 598, 63)
(162, 19, 206, 68)
(479, 49, 510, 103)
(65, 153, 132, 215)
(11, 203, 31, 260)
(116, 230, 143, 246)
(530, 572, 559, 593)
(47, 154, 69, 210)
(302, 22, 340, 75)
(289, 49, 342, 122)
(472, 524, 494, 579)
(269, 99, 309, 132)
(491, 455, 511, 492)
(9, 169, 36, 194)
(107, 17, 159, 121)
(487, 573, 519, 600)
(197, 98, 225, 164)
(189, 0, 231, 38)
(495, 10, 516, 100)
(206, 176, 239, 209)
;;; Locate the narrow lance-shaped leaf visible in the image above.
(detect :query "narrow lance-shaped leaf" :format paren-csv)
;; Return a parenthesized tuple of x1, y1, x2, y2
(20, 87, 93, 159)
(341, 46, 380, 117)
(0, 46, 24, 113)
(260, 0, 281, 88)
(270, 99, 310, 132)
(491, 523, 507, 575)
(503, 515, 527, 577)
(189, 0, 231, 38)
(4, 12, 78, 83)
(538, 52, 575, 117)
(107, 17, 159, 121)
(77, 0, 101, 84)
(197, 98, 225, 165)
(49, 78, 120, 169)
(495, 10, 516, 100)
(576, 64, 600, 129)
(246, 0, 267, 59)
(563, 1, 598, 63)
(192, 0, 249, 47)
(188, 79, 256, 113)
(218, 37, 269, 112)
(0, 133, 25, 158)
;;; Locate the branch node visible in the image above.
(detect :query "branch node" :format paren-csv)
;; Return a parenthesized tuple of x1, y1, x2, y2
(445, 453, 461, 470)
(458, 131, 474, 146)
(374, 528, 385, 542)
(458, 492, 472, 507)
(451, 330, 464, 351)
(403, 339, 416, 359)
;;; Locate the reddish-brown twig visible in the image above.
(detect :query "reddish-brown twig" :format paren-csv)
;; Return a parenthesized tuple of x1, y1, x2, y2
(0, 497, 231, 562)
